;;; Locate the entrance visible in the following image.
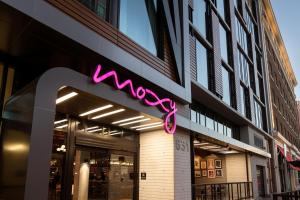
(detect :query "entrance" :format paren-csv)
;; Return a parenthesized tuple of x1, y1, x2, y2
(48, 118, 138, 200)
(72, 147, 134, 200)
(256, 166, 265, 197)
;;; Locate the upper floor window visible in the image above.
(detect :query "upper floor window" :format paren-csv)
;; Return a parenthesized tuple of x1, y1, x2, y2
(196, 40, 209, 88)
(235, 16, 249, 55)
(216, 0, 226, 19)
(78, 0, 108, 19)
(119, 0, 158, 55)
(222, 66, 231, 106)
(193, 0, 207, 37)
(238, 50, 249, 86)
(219, 24, 229, 63)
(240, 85, 246, 117)
(254, 100, 263, 129)
(191, 104, 236, 138)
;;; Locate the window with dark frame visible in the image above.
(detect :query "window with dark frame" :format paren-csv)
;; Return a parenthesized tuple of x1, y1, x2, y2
(196, 40, 209, 89)
(190, 103, 237, 139)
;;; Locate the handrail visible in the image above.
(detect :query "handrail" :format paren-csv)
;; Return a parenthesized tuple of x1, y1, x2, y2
(273, 190, 300, 200)
(193, 182, 253, 200)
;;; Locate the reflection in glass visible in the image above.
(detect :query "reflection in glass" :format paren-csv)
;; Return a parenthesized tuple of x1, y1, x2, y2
(219, 24, 228, 63)
(193, 0, 207, 37)
(119, 0, 157, 55)
(238, 50, 249, 85)
(78, 0, 108, 19)
(196, 40, 209, 88)
(240, 85, 246, 117)
(222, 67, 231, 106)
(236, 16, 248, 54)
(206, 115, 214, 130)
(216, 0, 225, 19)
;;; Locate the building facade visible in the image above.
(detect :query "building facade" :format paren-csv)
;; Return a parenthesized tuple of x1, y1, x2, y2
(0, 0, 297, 200)
(261, 0, 300, 194)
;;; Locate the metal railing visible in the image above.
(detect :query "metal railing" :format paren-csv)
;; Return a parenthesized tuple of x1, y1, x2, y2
(273, 190, 300, 200)
(193, 182, 253, 200)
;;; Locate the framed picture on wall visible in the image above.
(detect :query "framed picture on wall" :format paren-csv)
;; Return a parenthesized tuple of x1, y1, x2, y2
(216, 169, 223, 177)
(201, 170, 207, 177)
(200, 160, 207, 169)
(195, 170, 201, 177)
(194, 156, 201, 170)
(208, 170, 215, 178)
(215, 159, 222, 169)
(207, 159, 214, 169)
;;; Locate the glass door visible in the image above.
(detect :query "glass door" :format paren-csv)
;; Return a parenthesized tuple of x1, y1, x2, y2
(72, 147, 135, 200)
(256, 165, 265, 197)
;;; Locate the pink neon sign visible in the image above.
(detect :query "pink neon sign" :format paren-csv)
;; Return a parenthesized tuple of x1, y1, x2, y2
(92, 64, 177, 134)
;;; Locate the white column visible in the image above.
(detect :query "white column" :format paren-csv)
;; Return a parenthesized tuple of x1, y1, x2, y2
(78, 163, 90, 200)
(139, 129, 191, 200)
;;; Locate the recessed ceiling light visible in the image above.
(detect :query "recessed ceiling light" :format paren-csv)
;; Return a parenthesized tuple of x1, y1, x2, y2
(56, 92, 78, 104)
(56, 124, 68, 129)
(119, 118, 151, 126)
(86, 126, 99, 131)
(130, 122, 162, 129)
(92, 109, 125, 119)
(112, 116, 144, 124)
(88, 128, 106, 133)
(79, 104, 113, 116)
(109, 130, 118, 134)
(136, 124, 163, 131)
(54, 119, 67, 124)
(110, 132, 123, 136)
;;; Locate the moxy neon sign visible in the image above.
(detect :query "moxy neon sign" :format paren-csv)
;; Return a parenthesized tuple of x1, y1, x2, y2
(92, 64, 177, 134)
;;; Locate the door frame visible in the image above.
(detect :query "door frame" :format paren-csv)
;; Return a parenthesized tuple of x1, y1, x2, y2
(60, 117, 139, 200)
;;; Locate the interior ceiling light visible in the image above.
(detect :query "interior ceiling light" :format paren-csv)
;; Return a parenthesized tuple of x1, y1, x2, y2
(79, 104, 113, 116)
(88, 128, 106, 133)
(86, 126, 99, 131)
(56, 92, 78, 104)
(92, 109, 125, 119)
(110, 132, 123, 136)
(54, 119, 67, 124)
(112, 116, 144, 124)
(119, 118, 151, 126)
(56, 124, 68, 129)
(136, 124, 163, 131)
(130, 122, 162, 129)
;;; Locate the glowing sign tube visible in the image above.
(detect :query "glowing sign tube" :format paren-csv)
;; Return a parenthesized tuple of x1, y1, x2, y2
(92, 64, 177, 134)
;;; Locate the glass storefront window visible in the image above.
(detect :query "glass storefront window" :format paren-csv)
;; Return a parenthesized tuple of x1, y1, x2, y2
(196, 40, 209, 88)
(78, 0, 108, 19)
(222, 66, 231, 106)
(119, 0, 157, 55)
(219, 24, 228, 63)
(193, 0, 207, 37)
